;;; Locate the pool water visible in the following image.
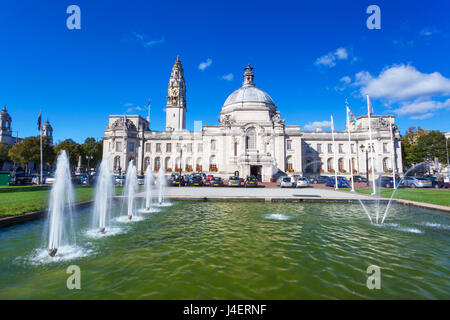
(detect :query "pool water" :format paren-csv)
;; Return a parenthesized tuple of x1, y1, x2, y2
(0, 200, 449, 299)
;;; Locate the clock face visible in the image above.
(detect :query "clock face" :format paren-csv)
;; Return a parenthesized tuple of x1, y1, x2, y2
(171, 88, 179, 97)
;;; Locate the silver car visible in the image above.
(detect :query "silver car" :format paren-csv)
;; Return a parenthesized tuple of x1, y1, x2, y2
(400, 176, 432, 188)
(295, 177, 310, 188)
(280, 176, 294, 188)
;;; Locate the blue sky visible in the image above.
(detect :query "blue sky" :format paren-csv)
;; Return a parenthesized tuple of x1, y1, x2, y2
(1, 0, 449, 143)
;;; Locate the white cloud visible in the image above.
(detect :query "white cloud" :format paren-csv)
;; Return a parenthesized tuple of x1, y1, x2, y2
(131, 32, 165, 48)
(340, 76, 351, 84)
(334, 47, 348, 60)
(314, 53, 336, 68)
(222, 73, 234, 81)
(198, 58, 212, 71)
(315, 47, 350, 68)
(304, 120, 331, 131)
(393, 98, 450, 117)
(420, 27, 439, 37)
(355, 65, 450, 101)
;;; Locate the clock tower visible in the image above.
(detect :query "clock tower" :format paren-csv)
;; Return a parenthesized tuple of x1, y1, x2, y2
(165, 56, 186, 131)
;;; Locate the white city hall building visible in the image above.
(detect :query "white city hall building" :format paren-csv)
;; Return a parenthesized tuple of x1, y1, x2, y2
(103, 57, 403, 181)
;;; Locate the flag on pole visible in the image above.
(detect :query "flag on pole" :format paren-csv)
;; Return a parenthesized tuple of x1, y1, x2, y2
(367, 95, 374, 115)
(38, 110, 42, 131)
(330, 115, 334, 130)
(346, 106, 357, 124)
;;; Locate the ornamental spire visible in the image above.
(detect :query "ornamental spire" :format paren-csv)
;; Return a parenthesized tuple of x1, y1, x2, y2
(242, 64, 255, 87)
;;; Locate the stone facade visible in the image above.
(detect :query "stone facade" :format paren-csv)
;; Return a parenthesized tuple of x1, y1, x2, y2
(103, 58, 403, 181)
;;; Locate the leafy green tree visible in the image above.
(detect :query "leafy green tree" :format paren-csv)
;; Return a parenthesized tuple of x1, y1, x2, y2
(415, 131, 447, 164)
(401, 126, 427, 167)
(55, 139, 82, 168)
(80, 137, 103, 168)
(7, 136, 55, 172)
(0, 142, 12, 169)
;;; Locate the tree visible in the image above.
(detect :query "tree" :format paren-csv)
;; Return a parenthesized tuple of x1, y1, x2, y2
(8, 136, 55, 172)
(415, 131, 447, 164)
(401, 126, 428, 167)
(54, 139, 82, 168)
(80, 137, 103, 168)
(0, 142, 12, 169)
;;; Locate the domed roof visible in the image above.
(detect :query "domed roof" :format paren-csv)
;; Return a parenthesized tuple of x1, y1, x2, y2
(224, 86, 274, 106)
(222, 65, 275, 108)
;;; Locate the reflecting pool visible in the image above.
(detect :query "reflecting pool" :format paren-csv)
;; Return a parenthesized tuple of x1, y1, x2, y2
(0, 201, 449, 299)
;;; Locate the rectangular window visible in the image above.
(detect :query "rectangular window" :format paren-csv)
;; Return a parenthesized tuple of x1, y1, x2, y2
(383, 143, 388, 153)
(156, 143, 161, 153)
(211, 140, 216, 151)
(128, 142, 135, 152)
(328, 144, 332, 153)
(317, 144, 322, 153)
(286, 140, 292, 150)
(339, 144, 343, 153)
(116, 141, 122, 151)
(351, 144, 355, 154)
(198, 143, 203, 152)
(145, 143, 151, 153)
(187, 143, 192, 152)
(166, 143, 172, 153)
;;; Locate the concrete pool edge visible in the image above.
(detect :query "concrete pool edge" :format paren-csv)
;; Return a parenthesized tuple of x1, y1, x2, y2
(1, 196, 449, 228)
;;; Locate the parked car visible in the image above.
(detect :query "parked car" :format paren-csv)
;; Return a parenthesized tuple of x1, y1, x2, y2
(399, 176, 433, 188)
(169, 175, 184, 186)
(189, 176, 204, 186)
(114, 175, 126, 186)
(280, 176, 294, 188)
(376, 176, 395, 188)
(228, 176, 241, 187)
(276, 175, 289, 186)
(244, 176, 258, 187)
(210, 177, 224, 187)
(137, 175, 145, 186)
(295, 177, 310, 188)
(206, 175, 214, 182)
(353, 175, 368, 183)
(11, 173, 33, 185)
(325, 176, 351, 188)
(424, 176, 444, 189)
(309, 176, 328, 184)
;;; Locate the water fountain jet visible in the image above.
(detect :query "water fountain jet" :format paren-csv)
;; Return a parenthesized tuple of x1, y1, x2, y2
(92, 157, 113, 233)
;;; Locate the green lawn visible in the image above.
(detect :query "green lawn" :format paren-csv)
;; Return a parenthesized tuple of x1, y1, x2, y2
(0, 186, 124, 218)
(340, 187, 450, 207)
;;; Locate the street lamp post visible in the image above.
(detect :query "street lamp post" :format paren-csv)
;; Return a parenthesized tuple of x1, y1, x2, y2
(446, 136, 450, 179)
(86, 155, 93, 173)
(177, 144, 186, 187)
(360, 144, 370, 187)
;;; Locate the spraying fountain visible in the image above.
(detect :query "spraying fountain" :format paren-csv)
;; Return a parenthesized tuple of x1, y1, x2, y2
(124, 160, 138, 220)
(47, 151, 75, 257)
(357, 162, 427, 225)
(144, 165, 154, 211)
(93, 157, 113, 233)
(157, 166, 168, 206)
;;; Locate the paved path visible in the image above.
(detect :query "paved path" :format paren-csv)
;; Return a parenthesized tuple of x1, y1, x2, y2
(135, 186, 373, 200)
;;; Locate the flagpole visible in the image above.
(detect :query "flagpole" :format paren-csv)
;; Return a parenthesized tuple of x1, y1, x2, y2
(346, 100, 355, 192)
(331, 115, 338, 190)
(367, 95, 377, 196)
(389, 118, 397, 189)
(39, 110, 43, 186)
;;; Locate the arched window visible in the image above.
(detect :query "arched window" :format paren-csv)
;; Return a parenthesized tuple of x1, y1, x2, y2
(114, 156, 120, 170)
(327, 158, 333, 171)
(209, 155, 217, 170)
(154, 157, 161, 170)
(165, 157, 171, 170)
(245, 128, 256, 150)
(286, 156, 293, 170)
(383, 157, 390, 171)
(338, 158, 345, 171)
(196, 157, 202, 171)
(144, 157, 151, 170)
(185, 157, 192, 171)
